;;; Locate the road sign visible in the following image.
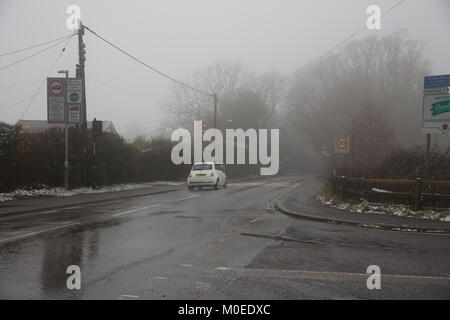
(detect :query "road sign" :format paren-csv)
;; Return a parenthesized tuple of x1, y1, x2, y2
(68, 105, 81, 123)
(423, 87, 449, 95)
(48, 77, 83, 124)
(67, 79, 82, 124)
(422, 94, 450, 134)
(334, 136, 350, 154)
(424, 74, 450, 89)
(47, 77, 66, 123)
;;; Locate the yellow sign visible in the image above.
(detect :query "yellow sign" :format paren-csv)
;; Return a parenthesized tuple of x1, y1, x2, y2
(334, 136, 350, 153)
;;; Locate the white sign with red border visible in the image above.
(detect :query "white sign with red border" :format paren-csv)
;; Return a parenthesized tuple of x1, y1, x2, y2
(47, 77, 66, 123)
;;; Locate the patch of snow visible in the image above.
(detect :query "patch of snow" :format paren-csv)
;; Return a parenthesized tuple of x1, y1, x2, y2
(371, 188, 392, 193)
(317, 193, 450, 222)
(0, 181, 182, 202)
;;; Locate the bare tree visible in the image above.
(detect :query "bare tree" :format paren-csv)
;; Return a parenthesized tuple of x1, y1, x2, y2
(287, 30, 431, 157)
(252, 71, 286, 128)
(163, 61, 254, 129)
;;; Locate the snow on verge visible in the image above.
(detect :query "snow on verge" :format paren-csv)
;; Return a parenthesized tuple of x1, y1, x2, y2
(0, 181, 183, 202)
(317, 193, 450, 222)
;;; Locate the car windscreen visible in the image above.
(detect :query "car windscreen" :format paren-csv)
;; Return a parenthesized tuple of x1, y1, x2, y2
(192, 164, 213, 171)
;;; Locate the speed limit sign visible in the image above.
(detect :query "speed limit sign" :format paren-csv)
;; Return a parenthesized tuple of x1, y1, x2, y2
(334, 136, 350, 153)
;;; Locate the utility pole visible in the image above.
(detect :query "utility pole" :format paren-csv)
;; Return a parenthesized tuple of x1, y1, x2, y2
(76, 22, 89, 186)
(77, 23, 87, 130)
(213, 93, 218, 128)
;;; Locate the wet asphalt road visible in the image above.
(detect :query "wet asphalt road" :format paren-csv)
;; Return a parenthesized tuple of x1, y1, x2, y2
(0, 175, 449, 299)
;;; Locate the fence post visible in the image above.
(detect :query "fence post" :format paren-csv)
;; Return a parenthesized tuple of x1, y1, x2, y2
(360, 177, 364, 199)
(414, 177, 422, 211)
(341, 176, 346, 201)
(331, 172, 336, 195)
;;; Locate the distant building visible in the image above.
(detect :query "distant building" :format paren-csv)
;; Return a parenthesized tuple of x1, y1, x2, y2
(16, 120, 118, 135)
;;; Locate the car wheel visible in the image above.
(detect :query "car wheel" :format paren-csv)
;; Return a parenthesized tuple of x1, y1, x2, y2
(214, 180, 219, 190)
(223, 180, 227, 188)
(187, 185, 194, 191)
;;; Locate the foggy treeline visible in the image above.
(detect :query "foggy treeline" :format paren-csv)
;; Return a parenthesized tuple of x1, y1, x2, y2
(161, 30, 438, 176)
(0, 31, 446, 191)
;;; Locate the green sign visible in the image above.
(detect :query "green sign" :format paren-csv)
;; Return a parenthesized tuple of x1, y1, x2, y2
(70, 92, 79, 102)
(430, 100, 450, 116)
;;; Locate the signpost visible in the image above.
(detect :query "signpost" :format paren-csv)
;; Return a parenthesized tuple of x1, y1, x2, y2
(91, 118, 102, 190)
(422, 75, 450, 134)
(66, 79, 82, 124)
(47, 78, 66, 123)
(334, 136, 350, 154)
(47, 77, 83, 124)
(47, 76, 83, 189)
(422, 74, 450, 176)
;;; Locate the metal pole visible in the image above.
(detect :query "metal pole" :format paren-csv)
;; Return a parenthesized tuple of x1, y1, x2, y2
(63, 71, 69, 190)
(426, 133, 431, 177)
(213, 93, 217, 128)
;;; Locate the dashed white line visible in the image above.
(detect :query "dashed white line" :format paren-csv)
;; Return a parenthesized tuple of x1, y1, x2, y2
(250, 218, 261, 224)
(121, 294, 139, 298)
(111, 204, 159, 217)
(175, 195, 200, 202)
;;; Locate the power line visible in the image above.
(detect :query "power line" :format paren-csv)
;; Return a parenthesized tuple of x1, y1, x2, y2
(0, 36, 74, 72)
(0, 91, 44, 111)
(19, 35, 74, 120)
(0, 34, 74, 57)
(276, 0, 407, 87)
(83, 25, 213, 97)
(0, 80, 43, 89)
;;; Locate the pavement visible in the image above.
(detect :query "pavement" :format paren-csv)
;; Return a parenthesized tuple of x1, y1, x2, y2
(275, 176, 450, 234)
(0, 174, 449, 299)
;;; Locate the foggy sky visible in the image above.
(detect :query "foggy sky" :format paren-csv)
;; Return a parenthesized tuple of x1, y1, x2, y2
(1, 0, 449, 138)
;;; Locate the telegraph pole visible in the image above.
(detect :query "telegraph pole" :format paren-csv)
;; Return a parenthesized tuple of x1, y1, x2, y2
(76, 22, 89, 185)
(76, 23, 87, 130)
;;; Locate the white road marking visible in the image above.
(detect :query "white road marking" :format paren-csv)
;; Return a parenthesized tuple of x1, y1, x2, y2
(215, 266, 232, 271)
(37, 209, 58, 214)
(111, 204, 159, 217)
(121, 294, 139, 298)
(181, 264, 194, 267)
(175, 194, 200, 202)
(154, 276, 168, 280)
(0, 222, 80, 243)
(250, 218, 261, 224)
(241, 268, 450, 284)
(195, 282, 210, 290)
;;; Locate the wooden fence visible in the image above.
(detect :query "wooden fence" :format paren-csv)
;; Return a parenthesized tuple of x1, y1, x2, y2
(331, 175, 450, 210)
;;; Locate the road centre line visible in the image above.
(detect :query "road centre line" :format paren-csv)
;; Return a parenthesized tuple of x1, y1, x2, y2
(111, 204, 159, 217)
(175, 194, 200, 202)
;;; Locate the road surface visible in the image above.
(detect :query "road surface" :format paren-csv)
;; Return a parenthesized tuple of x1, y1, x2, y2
(0, 175, 449, 299)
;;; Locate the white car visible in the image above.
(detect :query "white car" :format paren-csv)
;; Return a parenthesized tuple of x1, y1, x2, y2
(187, 162, 227, 190)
